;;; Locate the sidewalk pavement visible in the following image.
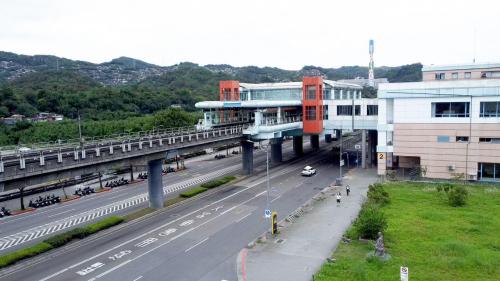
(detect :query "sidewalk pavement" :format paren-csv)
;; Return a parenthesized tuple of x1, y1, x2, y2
(238, 168, 378, 281)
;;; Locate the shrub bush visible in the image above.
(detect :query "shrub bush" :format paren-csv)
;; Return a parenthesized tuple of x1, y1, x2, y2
(43, 217, 123, 247)
(85, 216, 124, 234)
(447, 185, 468, 207)
(354, 203, 388, 239)
(0, 242, 53, 268)
(200, 176, 236, 189)
(180, 187, 208, 198)
(44, 229, 82, 247)
(201, 180, 223, 189)
(0, 216, 124, 269)
(438, 183, 455, 193)
(367, 183, 390, 206)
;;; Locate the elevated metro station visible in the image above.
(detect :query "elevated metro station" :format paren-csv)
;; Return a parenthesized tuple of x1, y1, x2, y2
(197, 62, 500, 183)
(195, 77, 379, 174)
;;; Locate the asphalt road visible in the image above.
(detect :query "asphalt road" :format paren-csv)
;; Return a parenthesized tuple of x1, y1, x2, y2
(0, 139, 310, 253)
(0, 143, 340, 281)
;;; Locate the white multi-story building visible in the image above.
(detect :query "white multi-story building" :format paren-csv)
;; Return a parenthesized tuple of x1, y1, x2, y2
(378, 65, 500, 182)
(195, 62, 500, 183)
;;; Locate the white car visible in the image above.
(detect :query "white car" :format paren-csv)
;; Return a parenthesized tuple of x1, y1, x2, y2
(301, 166, 316, 176)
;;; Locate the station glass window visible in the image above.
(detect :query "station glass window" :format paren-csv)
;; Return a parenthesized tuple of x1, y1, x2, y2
(354, 105, 361, 116)
(337, 105, 352, 116)
(306, 86, 316, 100)
(432, 102, 470, 117)
(305, 106, 316, 120)
(334, 89, 341, 100)
(367, 105, 378, 116)
(480, 101, 500, 117)
(323, 105, 329, 120)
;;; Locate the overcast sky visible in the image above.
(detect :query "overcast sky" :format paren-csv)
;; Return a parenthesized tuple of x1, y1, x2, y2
(1, 0, 499, 69)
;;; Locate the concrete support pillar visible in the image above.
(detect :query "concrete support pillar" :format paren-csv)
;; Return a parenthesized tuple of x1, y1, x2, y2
(325, 134, 332, 143)
(130, 164, 134, 181)
(361, 129, 367, 169)
(368, 130, 376, 167)
(241, 140, 254, 175)
(0, 182, 4, 193)
(293, 136, 303, 156)
(254, 111, 262, 126)
(98, 172, 103, 189)
(335, 130, 341, 140)
(270, 138, 283, 163)
(147, 159, 164, 209)
(310, 135, 320, 150)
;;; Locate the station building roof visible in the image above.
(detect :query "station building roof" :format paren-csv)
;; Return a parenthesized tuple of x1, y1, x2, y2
(422, 62, 500, 72)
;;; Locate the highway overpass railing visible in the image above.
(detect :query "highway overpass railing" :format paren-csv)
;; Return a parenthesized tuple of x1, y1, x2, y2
(0, 124, 248, 187)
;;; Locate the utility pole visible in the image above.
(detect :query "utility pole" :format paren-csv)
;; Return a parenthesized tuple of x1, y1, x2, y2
(77, 110, 83, 148)
(339, 128, 343, 182)
(352, 92, 355, 131)
(264, 142, 271, 211)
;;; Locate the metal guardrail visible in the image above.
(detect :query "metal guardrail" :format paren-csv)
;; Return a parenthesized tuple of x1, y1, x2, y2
(259, 116, 302, 126)
(0, 125, 206, 153)
(0, 124, 248, 169)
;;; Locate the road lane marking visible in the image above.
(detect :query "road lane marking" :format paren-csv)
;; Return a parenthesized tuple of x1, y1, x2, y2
(106, 194, 123, 200)
(0, 166, 239, 252)
(179, 220, 194, 227)
(134, 238, 157, 248)
(158, 228, 177, 237)
(254, 191, 266, 197)
(38, 268, 68, 281)
(185, 237, 209, 253)
(220, 206, 237, 215)
(86, 260, 131, 281)
(39, 160, 314, 280)
(235, 213, 252, 223)
(81, 179, 281, 280)
(271, 195, 281, 203)
(132, 276, 143, 281)
(48, 208, 75, 218)
(76, 262, 105, 276)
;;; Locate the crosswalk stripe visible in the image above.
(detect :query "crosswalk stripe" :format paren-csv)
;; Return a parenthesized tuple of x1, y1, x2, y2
(0, 165, 239, 252)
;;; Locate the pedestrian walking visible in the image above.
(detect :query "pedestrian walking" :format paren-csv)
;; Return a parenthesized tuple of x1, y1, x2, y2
(336, 193, 341, 204)
(346, 185, 350, 196)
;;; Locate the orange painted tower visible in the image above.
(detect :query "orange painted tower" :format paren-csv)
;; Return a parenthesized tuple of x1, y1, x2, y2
(302, 77, 323, 134)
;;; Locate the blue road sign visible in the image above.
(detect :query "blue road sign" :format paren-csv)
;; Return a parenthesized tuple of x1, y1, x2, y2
(264, 209, 271, 218)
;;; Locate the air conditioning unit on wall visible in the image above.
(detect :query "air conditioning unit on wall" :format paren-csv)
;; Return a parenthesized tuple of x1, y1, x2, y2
(448, 165, 456, 171)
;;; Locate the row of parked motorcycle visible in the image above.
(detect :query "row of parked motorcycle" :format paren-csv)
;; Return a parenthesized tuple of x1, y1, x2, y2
(0, 207, 12, 217)
(214, 150, 240, 160)
(105, 178, 130, 188)
(74, 186, 96, 196)
(163, 167, 176, 173)
(29, 195, 61, 209)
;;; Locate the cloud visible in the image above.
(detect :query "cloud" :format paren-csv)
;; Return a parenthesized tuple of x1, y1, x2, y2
(0, 0, 499, 69)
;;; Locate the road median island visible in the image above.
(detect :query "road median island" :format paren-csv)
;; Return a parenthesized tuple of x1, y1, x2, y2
(0, 175, 239, 269)
(180, 175, 237, 198)
(0, 216, 124, 269)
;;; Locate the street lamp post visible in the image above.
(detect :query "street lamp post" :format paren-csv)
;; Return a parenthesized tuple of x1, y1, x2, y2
(261, 141, 271, 211)
(77, 110, 83, 148)
(339, 128, 343, 182)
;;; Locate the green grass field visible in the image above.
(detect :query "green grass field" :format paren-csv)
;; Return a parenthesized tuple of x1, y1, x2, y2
(315, 182, 500, 281)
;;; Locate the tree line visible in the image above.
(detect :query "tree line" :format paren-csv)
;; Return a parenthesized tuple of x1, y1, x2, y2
(0, 108, 200, 146)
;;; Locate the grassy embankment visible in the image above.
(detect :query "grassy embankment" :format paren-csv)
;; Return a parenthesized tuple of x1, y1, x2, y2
(315, 182, 500, 281)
